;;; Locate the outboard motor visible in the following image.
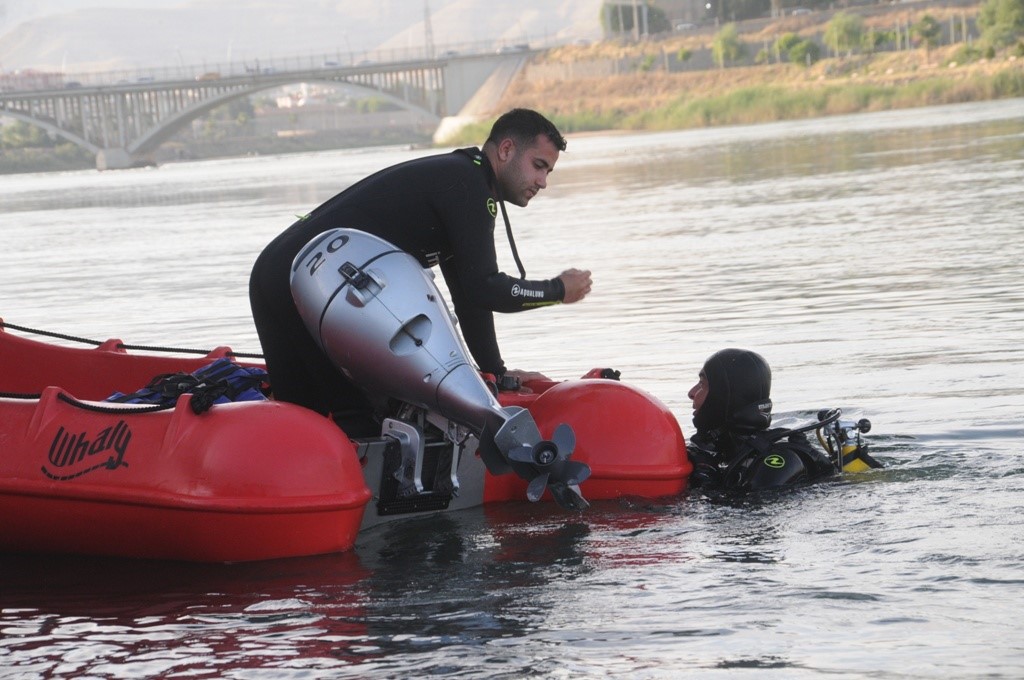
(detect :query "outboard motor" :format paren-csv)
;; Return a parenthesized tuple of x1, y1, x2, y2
(290, 228, 590, 509)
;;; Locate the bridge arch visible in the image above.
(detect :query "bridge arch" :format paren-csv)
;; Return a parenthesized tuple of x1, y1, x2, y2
(0, 108, 100, 154)
(0, 53, 526, 170)
(130, 79, 434, 158)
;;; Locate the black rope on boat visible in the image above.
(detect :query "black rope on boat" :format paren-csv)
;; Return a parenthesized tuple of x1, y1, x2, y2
(117, 343, 265, 360)
(0, 320, 102, 347)
(56, 392, 175, 415)
(0, 389, 175, 414)
(4, 386, 232, 415)
(0, 391, 42, 400)
(0, 320, 264, 360)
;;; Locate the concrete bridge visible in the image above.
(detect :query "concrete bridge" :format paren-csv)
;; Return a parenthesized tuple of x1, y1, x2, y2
(0, 50, 529, 169)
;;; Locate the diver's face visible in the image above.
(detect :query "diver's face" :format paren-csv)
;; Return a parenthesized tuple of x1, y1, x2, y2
(688, 373, 709, 415)
(496, 134, 559, 207)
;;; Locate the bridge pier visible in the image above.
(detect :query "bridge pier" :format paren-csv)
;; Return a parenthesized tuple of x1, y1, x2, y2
(96, 148, 156, 171)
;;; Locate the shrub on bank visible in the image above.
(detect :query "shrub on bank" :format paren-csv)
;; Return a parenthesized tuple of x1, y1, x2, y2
(988, 67, 1024, 96)
(712, 24, 747, 68)
(0, 145, 93, 174)
(824, 12, 865, 57)
(551, 110, 625, 133)
(978, 0, 1024, 42)
(789, 40, 823, 66)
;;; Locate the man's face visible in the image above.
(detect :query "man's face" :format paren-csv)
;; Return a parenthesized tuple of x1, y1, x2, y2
(495, 133, 559, 207)
(688, 373, 709, 416)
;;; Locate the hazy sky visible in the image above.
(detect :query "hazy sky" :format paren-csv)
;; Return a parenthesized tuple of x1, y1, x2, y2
(0, 1, 603, 72)
(27, 0, 185, 11)
(2, 0, 185, 26)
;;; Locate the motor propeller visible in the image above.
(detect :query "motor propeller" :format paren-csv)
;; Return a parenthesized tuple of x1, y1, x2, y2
(494, 408, 591, 510)
(290, 229, 595, 511)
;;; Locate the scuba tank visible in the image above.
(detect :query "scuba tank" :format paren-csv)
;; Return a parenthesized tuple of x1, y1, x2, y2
(815, 409, 882, 473)
(688, 408, 882, 493)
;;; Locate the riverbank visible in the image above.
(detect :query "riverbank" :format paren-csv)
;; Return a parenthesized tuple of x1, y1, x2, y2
(444, 0, 1023, 143)
(488, 49, 1023, 136)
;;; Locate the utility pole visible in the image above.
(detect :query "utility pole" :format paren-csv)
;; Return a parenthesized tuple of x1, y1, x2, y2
(629, 0, 650, 41)
(424, 0, 435, 59)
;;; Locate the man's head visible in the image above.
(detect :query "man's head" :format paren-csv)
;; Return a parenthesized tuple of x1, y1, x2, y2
(483, 108, 566, 207)
(689, 348, 773, 434)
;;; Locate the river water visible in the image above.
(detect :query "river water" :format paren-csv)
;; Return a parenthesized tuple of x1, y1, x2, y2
(2, 98, 1023, 678)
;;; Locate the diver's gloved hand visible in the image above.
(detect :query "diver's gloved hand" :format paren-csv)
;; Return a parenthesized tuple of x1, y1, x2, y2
(494, 373, 521, 392)
(686, 442, 724, 489)
(581, 367, 621, 381)
(689, 462, 722, 489)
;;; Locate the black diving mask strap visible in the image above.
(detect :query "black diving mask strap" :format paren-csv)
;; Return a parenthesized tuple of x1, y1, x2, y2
(498, 197, 526, 280)
(472, 147, 526, 280)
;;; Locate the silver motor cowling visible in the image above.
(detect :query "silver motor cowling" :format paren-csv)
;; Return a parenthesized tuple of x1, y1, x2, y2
(289, 228, 590, 509)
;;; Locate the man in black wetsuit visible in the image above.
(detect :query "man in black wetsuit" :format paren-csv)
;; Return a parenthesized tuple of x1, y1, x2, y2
(249, 108, 592, 435)
(685, 348, 836, 492)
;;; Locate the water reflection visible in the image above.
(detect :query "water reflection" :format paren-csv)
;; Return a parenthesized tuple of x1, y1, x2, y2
(1, 552, 371, 676)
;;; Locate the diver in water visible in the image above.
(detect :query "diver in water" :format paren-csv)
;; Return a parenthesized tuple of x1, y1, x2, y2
(686, 348, 839, 493)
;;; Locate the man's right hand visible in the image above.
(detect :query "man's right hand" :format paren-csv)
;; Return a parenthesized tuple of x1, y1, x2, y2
(558, 268, 592, 304)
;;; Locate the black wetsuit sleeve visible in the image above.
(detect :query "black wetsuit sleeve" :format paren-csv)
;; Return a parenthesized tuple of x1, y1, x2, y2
(435, 164, 565, 314)
(450, 242, 566, 314)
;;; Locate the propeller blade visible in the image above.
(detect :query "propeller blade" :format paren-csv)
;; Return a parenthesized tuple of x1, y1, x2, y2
(550, 423, 576, 458)
(526, 472, 550, 502)
(559, 461, 592, 487)
(550, 483, 590, 511)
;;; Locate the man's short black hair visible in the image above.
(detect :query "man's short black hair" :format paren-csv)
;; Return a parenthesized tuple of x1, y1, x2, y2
(486, 108, 567, 152)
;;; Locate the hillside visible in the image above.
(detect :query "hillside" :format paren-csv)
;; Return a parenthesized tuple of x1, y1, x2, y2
(0, 0, 604, 73)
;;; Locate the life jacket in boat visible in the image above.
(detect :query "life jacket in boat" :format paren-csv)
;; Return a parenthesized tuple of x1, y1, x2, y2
(688, 428, 837, 493)
(105, 358, 269, 413)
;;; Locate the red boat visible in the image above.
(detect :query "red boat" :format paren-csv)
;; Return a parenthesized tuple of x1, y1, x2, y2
(0, 321, 690, 562)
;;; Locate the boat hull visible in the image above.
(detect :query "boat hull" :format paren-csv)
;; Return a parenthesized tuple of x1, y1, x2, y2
(0, 385, 371, 562)
(0, 323, 690, 561)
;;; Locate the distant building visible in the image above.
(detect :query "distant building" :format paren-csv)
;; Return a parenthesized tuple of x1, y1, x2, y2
(655, 0, 712, 26)
(0, 69, 65, 92)
(602, 0, 708, 38)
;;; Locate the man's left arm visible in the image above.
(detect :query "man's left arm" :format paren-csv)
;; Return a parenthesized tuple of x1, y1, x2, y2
(435, 170, 572, 313)
(446, 228, 577, 313)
